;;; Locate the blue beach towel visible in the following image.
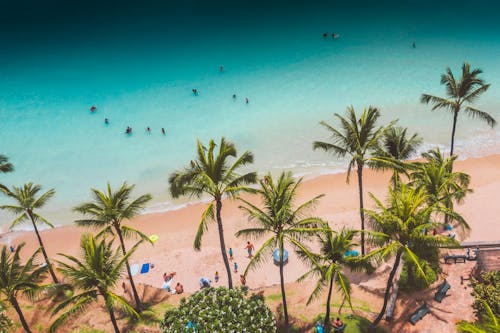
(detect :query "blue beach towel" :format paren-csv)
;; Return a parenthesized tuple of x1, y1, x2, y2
(140, 263, 150, 274)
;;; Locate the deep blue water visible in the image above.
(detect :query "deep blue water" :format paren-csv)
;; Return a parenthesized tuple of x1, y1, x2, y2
(1, 0, 500, 226)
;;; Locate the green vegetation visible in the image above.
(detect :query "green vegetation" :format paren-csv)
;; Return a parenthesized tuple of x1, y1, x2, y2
(160, 287, 275, 332)
(73, 182, 153, 312)
(421, 62, 496, 156)
(313, 313, 386, 333)
(50, 234, 139, 333)
(456, 301, 500, 333)
(169, 137, 256, 289)
(236, 171, 324, 332)
(364, 184, 460, 326)
(296, 227, 372, 333)
(313, 106, 389, 255)
(0, 244, 48, 333)
(0, 183, 59, 283)
(471, 271, 500, 318)
(0, 302, 12, 333)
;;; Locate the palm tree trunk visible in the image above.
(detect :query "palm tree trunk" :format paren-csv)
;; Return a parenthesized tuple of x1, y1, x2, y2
(279, 243, 289, 333)
(450, 110, 458, 157)
(216, 199, 233, 289)
(372, 251, 402, 326)
(105, 297, 121, 333)
(116, 227, 142, 312)
(28, 212, 59, 284)
(10, 296, 32, 333)
(324, 272, 336, 333)
(357, 164, 366, 255)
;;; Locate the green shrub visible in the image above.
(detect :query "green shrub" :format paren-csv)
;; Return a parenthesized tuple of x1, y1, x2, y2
(399, 259, 437, 292)
(472, 271, 500, 318)
(0, 303, 12, 333)
(161, 287, 275, 333)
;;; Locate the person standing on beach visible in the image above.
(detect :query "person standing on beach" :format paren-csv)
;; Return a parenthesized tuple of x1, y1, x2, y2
(215, 271, 219, 283)
(228, 247, 234, 260)
(234, 262, 238, 273)
(240, 275, 246, 286)
(244, 241, 255, 258)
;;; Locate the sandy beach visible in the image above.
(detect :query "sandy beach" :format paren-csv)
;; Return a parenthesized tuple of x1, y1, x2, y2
(6, 153, 500, 295)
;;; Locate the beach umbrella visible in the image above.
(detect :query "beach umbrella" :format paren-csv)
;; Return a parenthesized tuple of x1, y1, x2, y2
(272, 249, 289, 266)
(149, 234, 159, 243)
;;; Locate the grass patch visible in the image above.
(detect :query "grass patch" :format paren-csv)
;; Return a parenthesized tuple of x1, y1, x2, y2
(311, 314, 386, 333)
(322, 298, 373, 313)
(144, 301, 175, 322)
(266, 293, 283, 302)
(71, 327, 107, 333)
(34, 323, 45, 332)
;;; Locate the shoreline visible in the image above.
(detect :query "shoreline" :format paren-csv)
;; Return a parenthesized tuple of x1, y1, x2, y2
(6, 152, 500, 294)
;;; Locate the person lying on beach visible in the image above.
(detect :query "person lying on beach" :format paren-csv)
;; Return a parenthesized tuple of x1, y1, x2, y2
(175, 282, 184, 294)
(163, 272, 176, 282)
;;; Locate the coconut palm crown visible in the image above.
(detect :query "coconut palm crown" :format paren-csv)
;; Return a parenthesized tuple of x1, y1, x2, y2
(421, 62, 496, 156)
(365, 184, 462, 326)
(313, 106, 389, 255)
(169, 137, 256, 289)
(50, 234, 139, 333)
(0, 183, 59, 284)
(73, 182, 152, 312)
(236, 171, 324, 332)
(0, 243, 48, 333)
(297, 227, 371, 333)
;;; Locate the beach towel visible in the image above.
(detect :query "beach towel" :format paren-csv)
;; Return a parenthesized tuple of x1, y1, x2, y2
(140, 263, 150, 274)
(130, 264, 140, 276)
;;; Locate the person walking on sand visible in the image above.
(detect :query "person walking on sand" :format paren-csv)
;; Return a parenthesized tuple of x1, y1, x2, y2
(244, 241, 255, 258)
(234, 262, 238, 273)
(215, 271, 219, 283)
(240, 274, 246, 286)
(228, 247, 234, 260)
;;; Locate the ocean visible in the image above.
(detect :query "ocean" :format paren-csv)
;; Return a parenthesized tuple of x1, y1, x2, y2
(1, 0, 500, 228)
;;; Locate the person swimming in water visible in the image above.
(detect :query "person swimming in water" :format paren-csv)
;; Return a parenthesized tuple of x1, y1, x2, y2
(332, 33, 339, 39)
(323, 32, 328, 38)
(125, 126, 132, 134)
(104, 118, 109, 124)
(245, 98, 249, 104)
(161, 128, 166, 135)
(220, 65, 224, 72)
(192, 88, 198, 95)
(146, 126, 151, 133)
(412, 41, 416, 48)
(232, 94, 237, 100)
(90, 106, 97, 112)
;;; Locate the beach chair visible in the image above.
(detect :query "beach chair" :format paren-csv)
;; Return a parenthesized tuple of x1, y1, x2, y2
(444, 255, 467, 264)
(409, 302, 430, 325)
(434, 280, 451, 303)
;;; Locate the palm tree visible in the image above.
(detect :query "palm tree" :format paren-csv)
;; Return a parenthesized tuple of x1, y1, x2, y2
(0, 243, 48, 333)
(456, 302, 500, 333)
(0, 155, 13, 174)
(169, 138, 256, 289)
(296, 227, 371, 333)
(0, 155, 13, 193)
(409, 148, 472, 227)
(236, 172, 324, 332)
(372, 126, 422, 188)
(0, 183, 59, 283)
(73, 182, 152, 312)
(313, 106, 388, 255)
(365, 184, 461, 326)
(50, 234, 139, 333)
(421, 62, 496, 156)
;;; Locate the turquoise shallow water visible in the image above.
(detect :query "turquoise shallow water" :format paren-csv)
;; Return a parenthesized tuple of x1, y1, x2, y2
(1, 0, 500, 227)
